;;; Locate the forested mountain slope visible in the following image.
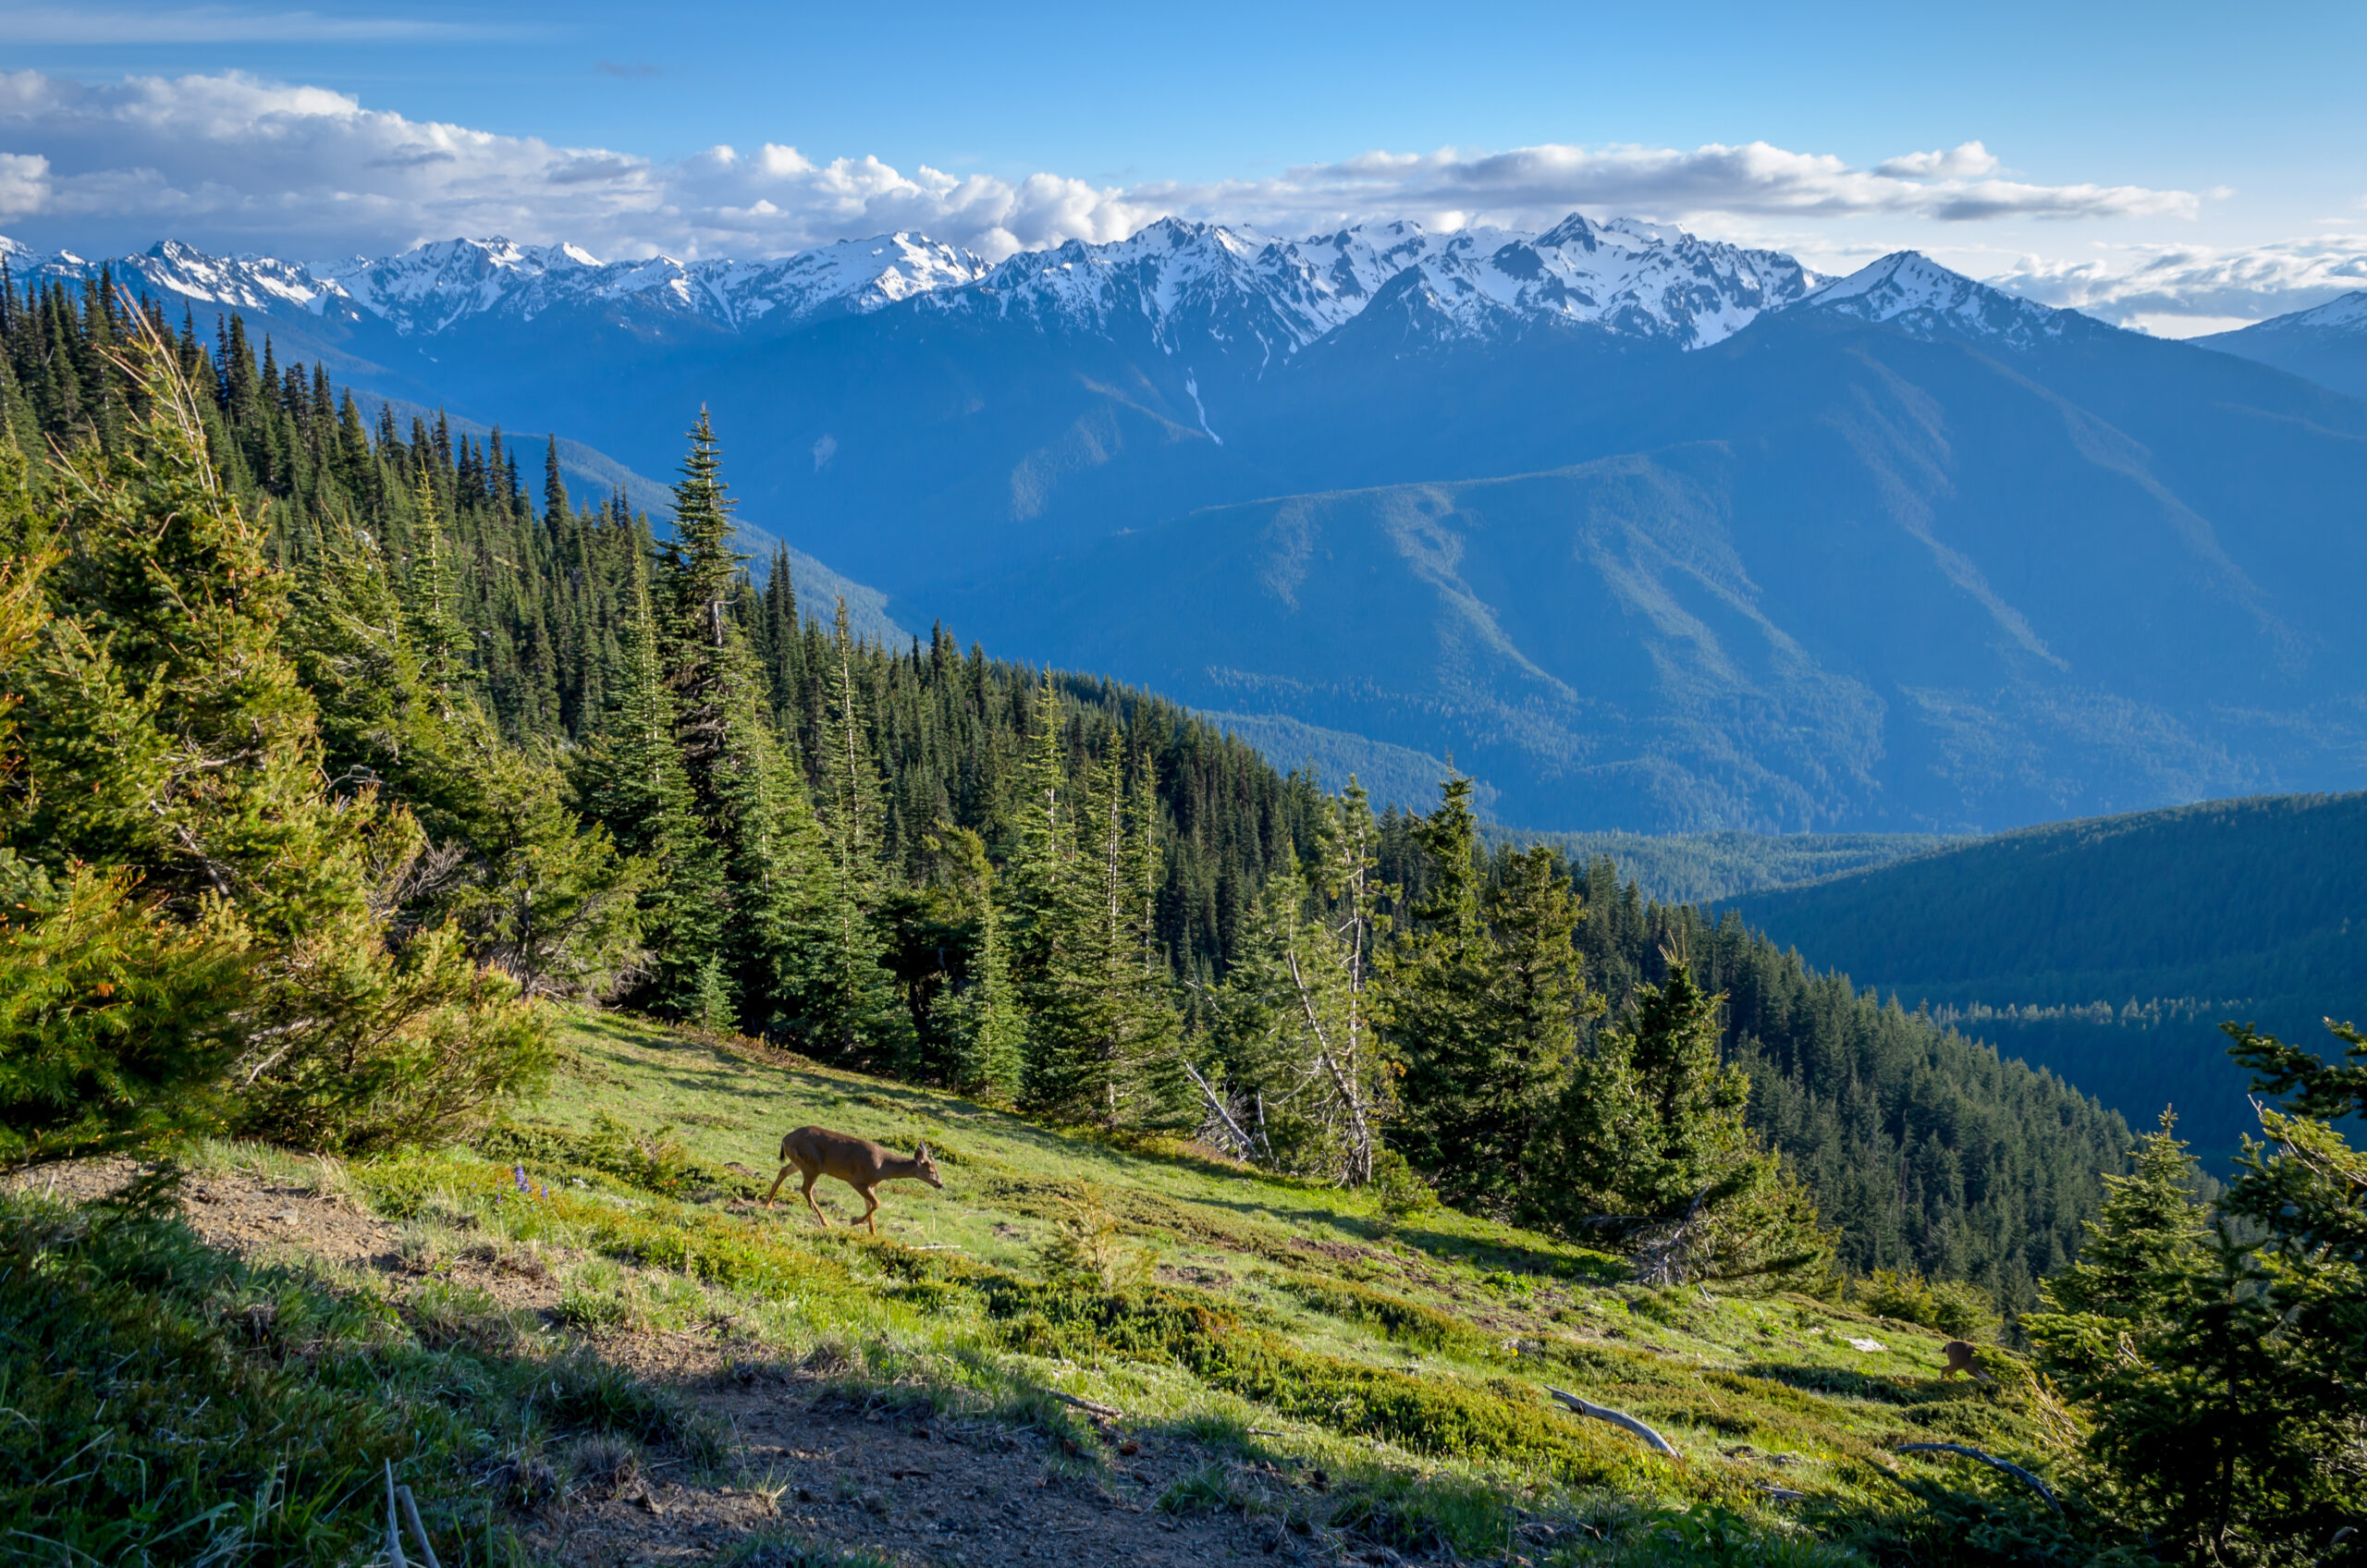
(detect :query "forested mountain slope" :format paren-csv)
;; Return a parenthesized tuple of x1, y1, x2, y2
(1482, 827, 1954, 905)
(0, 277, 2131, 1305)
(1724, 792, 2367, 1160)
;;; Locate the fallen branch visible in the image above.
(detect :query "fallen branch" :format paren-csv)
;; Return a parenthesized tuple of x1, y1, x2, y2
(395, 1481, 444, 1568)
(384, 1463, 407, 1568)
(1178, 1058, 1260, 1162)
(1544, 1388, 1677, 1456)
(1895, 1443, 2063, 1514)
(1048, 1390, 1125, 1420)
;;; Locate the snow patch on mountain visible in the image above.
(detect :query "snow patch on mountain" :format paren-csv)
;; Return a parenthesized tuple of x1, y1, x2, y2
(1799, 251, 2068, 348)
(2236, 289, 2367, 338)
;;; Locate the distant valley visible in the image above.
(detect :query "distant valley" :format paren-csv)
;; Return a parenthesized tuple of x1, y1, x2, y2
(14, 220, 2367, 831)
(1724, 790, 2367, 1162)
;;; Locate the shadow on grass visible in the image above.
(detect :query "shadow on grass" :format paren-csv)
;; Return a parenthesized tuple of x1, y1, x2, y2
(0, 1188, 725, 1566)
(1735, 1361, 1972, 1408)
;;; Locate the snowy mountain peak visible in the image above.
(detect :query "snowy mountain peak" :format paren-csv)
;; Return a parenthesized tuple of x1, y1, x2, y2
(5, 225, 2120, 367)
(2241, 289, 2367, 338)
(950, 213, 1817, 357)
(1798, 251, 2067, 347)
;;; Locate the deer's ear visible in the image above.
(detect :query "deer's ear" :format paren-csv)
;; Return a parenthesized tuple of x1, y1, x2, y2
(916, 1140, 931, 1158)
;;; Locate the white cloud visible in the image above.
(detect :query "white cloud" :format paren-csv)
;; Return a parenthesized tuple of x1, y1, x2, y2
(0, 152, 49, 220)
(1992, 238, 2367, 328)
(1874, 141, 2001, 179)
(0, 69, 2201, 266)
(1136, 141, 2192, 235)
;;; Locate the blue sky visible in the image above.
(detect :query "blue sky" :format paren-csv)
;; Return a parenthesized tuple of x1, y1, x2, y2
(6, 0, 2365, 329)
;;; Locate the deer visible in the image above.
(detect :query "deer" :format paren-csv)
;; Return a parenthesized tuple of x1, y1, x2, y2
(764, 1125, 942, 1235)
(1940, 1339, 1993, 1382)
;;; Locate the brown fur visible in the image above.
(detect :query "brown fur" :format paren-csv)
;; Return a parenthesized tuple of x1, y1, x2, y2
(763, 1125, 942, 1234)
(1941, 1339, 1992, 1381)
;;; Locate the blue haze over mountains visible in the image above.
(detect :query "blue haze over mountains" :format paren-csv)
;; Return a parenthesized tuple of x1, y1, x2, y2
(12, 218, 2367, 834)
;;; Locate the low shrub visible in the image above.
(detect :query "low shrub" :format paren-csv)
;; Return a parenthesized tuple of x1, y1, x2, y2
(1278, 1274, 1490, 1356)
(1854, 1268, 1991, 1339)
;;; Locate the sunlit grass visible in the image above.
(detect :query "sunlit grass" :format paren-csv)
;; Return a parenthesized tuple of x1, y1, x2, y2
(11, 1006, 2098, 1564)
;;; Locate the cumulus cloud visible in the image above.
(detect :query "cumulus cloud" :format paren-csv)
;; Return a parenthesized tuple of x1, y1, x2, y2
(1992, 238, 2367, 329)
(1874, 141, 2000, 179)
(0, 68, 2201, 265)
(1138, 140, 2192, 236)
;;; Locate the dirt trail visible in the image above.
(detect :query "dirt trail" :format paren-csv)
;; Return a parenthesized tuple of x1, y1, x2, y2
(17, 1163, 1378, 1567)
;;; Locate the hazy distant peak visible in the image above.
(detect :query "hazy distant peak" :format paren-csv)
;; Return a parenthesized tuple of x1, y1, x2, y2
(2230, 288, 2367, 339)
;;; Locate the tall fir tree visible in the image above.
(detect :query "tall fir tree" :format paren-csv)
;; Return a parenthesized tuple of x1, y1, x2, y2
(1388, 777, 1551, 1209)
(1539, 956, 1826, 1284)
(583, 549, 725, 1018)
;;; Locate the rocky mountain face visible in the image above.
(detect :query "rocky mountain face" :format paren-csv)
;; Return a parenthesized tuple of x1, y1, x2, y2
(12, 220, 2366, 832)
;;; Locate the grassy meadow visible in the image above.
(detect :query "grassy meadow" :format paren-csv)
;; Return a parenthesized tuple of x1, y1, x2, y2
(6, 1008, 2105, 1565)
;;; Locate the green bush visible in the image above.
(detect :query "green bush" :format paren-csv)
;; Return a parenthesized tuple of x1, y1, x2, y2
(1855, 1268, 1990, 1339)
(476, 1111, 754, 1198)
(1279, 1274, 1489, 1355)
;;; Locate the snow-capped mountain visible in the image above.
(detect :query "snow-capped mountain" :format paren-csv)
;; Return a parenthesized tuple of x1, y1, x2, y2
(3, 214, 1821, 358)
(2198, 288, 2367, 399)
(4, 239, 352, 317)
(315, 233, 990, 336)
(3, 232, 992, 339)
(1796, 251, 2073, 348)
(2227, 289, 2367, 339)
(938, 213, 1817, 357)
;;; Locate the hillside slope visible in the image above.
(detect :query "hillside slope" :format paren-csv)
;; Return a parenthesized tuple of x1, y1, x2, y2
(1488, 827, 1955, 906)
(6, 1010, 2086, 1564)
(937, 304, 2367, 831)
(1723, 791, 2367, 1159)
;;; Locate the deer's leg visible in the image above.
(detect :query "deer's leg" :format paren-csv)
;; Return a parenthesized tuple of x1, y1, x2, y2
(858, 1187, 880, 1235)
(801, 1170, 830, 1229)
(764, 1164, 794, 1208)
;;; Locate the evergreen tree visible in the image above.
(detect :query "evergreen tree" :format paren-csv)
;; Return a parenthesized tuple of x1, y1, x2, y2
(1201, 785, 1398, 1183)
(1388, 779, 1589, 1210)
(1539, 957, 1827, 1285)
(924, 826, 1024, 1100)
(583, 550, 724, 1016)
(2027, 1112, 2324, 1563)
(2, 328, 546, 1155)
(0, 466, 248, 1165)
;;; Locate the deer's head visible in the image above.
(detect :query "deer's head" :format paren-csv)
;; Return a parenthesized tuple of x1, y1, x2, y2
(911, 1142, 943, 1188)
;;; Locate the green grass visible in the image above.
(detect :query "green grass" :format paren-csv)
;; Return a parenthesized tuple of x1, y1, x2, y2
(0, 1182, 725, 1565)
(6, 1007, 2142, 1565)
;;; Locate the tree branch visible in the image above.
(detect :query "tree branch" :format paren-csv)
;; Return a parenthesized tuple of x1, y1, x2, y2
(1545, 1388, 1678, 1456)
(1895, 1443, 2063, 1513)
